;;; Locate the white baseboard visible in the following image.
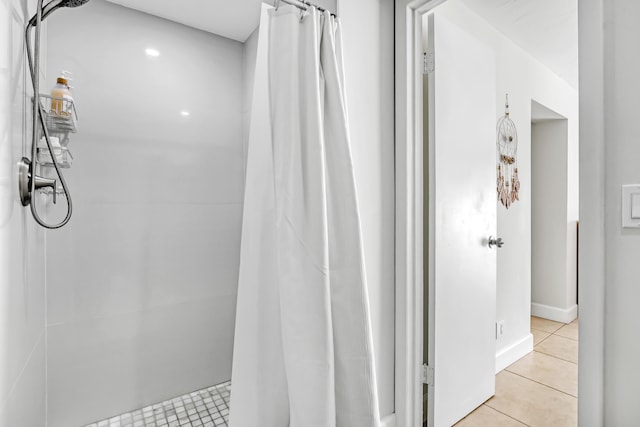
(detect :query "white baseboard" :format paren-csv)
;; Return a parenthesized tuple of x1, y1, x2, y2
(380, 413, 396, 427)
(531, 303, 578, 323)
(495, 334, 534, 373)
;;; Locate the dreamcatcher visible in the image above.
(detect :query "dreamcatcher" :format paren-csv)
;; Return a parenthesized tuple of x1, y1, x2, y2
(496, 94, 520, 209)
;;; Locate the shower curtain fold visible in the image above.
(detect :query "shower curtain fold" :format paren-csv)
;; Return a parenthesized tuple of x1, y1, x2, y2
(230, 5, 380, 426)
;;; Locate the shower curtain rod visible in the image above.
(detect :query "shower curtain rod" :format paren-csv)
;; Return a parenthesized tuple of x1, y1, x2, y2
(275, 0, 337, 17)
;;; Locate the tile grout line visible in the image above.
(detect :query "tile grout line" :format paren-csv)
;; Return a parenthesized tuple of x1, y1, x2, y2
(532, 325, 564, 334)
(480, 403, 531, 426)
(504, 369, 578, 399)
(533, 347, 578, 365)
(86, 381, 231, 427)
(551, 328, 579, 342)
(553, 335, 579, 342)
(476, 318, 579, 426)
(531, 316, 565, 330)
(531, 347, 578, 365)
(531, 327, 553, 347)
(456, 318, 579, 426)
(532, 321, 579, 365)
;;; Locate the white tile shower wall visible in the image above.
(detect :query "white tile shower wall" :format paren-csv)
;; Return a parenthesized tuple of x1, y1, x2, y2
(241, 27, 258, 175)
(45, 1, 244, 426)
(0, 0, 48, 426)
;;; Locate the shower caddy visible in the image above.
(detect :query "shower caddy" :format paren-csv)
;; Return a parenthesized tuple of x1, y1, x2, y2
(37, 94, 77, 168)
(19, 94, 77, 202)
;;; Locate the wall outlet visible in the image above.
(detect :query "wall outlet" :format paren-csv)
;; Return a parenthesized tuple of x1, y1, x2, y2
(496, 320, 505, 340)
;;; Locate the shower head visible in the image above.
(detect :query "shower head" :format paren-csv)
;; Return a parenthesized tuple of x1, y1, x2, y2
(60, 0, 91, 6)
(28, 0, 91, 27)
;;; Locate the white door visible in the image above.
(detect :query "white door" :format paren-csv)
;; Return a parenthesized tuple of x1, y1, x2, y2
(426, 13, 497, 427)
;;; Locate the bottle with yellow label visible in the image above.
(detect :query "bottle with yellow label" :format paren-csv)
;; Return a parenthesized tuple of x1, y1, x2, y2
(51, 71, 73, 116)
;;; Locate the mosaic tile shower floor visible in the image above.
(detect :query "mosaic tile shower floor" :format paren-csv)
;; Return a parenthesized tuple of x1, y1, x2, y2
(86, 381, 230, 427)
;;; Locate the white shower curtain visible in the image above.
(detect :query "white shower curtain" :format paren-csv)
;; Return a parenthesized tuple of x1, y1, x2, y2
(230, 4, 380, 426)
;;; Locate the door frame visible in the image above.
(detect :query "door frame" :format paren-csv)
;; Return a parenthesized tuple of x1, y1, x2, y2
(393, 1, 447, 426)
(576, 0, 605, 424)
(395, 0, 604, 426)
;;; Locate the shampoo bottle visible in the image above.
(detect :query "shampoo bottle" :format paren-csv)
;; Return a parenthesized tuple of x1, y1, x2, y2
(51, 71, 73, 116)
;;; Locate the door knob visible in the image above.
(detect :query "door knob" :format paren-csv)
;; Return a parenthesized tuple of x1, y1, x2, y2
(488, 236, 504, 249)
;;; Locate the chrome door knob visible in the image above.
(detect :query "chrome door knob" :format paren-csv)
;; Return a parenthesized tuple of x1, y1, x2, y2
(488, 236, 504, 249)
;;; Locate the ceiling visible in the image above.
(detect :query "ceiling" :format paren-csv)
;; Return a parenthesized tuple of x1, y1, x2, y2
(103, 0, 578, 87)
(104, 0, 264, 42)
(104, 0, 336, 43)
(459, 0, 578, 89)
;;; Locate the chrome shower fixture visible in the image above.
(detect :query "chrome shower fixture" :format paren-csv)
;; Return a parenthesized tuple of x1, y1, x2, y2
(19, 0, 90, 229)
(60, 0, 91, 6)
(28, 0, 91, 25)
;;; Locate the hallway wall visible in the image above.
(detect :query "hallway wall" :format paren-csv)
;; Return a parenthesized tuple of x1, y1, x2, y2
(532, 118, 576, 319)
(436, 0, 579, 371)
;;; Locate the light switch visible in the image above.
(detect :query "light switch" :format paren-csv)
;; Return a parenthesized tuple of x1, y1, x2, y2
(623, 185, 640, 228)
(632, 194, 640, 219)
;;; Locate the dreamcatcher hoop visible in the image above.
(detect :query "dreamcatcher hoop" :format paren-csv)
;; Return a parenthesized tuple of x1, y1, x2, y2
(496, 94, 520, 209)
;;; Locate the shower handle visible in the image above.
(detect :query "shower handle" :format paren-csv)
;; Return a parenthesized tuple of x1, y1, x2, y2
(19, 157, 58, 205)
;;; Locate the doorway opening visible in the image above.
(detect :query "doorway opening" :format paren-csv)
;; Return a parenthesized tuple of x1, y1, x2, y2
(531, 100, 578, 323)
(412, 1, 580, 425)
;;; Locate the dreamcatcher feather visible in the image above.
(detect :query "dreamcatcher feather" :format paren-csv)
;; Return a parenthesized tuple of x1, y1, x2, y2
(496, 94, 520, 209)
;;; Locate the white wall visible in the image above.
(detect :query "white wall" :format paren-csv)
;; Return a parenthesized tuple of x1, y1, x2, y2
(0, 1, 48, 426)
(599, 0, 640, 423)
(45, 2, 244, 426)
(436, 0, 579, 370)
(577, 0, 605, 424)
(340, 0, 396, 418)
(532, 118, 577, 320)
(579, 0, 640, 422)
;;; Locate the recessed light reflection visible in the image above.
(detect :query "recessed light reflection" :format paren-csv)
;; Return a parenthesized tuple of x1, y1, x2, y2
(180, 111, 190, 117)
(145, 48, 160, 57)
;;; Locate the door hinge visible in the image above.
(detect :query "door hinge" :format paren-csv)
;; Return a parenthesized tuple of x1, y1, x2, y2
(422, 364, 434, 385)
(423, 51, 435, 75)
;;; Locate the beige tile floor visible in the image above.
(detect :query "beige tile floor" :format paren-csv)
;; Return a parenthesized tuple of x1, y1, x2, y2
(454, 316, 578, 427)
